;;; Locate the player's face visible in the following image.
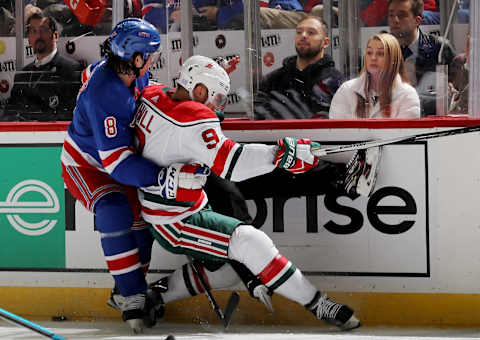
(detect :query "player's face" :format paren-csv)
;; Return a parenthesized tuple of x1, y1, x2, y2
(388, 1, 421, 46)
(205, 92, 228, 114)
(138, 54, 154, 77)
(295, 18, 328, 60)
(27, 18, 57, 57)
(365, 39, 386, 76)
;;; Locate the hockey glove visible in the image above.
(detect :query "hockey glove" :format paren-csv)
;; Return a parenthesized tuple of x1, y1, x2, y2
(344, 147, 382, 197)
(274, 137, 320, 174)
(246, 276, 274, 313)
(157, 163, 210, 202)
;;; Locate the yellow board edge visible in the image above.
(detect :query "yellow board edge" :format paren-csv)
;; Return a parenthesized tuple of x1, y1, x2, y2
(1, 287, 479, 327)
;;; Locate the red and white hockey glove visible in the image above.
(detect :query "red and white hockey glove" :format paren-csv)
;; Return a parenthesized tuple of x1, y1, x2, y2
(274, 137, 320, 174)
(64, 0, 107, 26)
(217, 56, 239, 75)
(158, 163, 210, 202)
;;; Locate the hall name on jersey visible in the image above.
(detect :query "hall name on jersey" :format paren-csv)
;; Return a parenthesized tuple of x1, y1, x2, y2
(134, 102, 153, 133)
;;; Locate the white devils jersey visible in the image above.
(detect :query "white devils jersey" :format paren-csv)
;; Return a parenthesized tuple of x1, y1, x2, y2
(134, 84, 276, 225)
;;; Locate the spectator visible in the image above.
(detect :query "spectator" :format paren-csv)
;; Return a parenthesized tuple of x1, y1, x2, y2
(142, 0, 184, 33)
(449, 33, 469, 114)
(420, 0, 439, 25)
(254, 15, 344, 119)
(2, 12, 83, 121)
(39, 0, 112, 36)
(188, 0, 306, 31)
(24, 3, 42, 22)
(457, 0, 469, 24)
(0, 5, 14, 36)
(303, 0, 339, 27)
(259, 0, 308, 29)
(329, 33, 420, 118)
(191, 0, 244, 30)
(388, 0, 455, 116)
(360, 0, 439, 27)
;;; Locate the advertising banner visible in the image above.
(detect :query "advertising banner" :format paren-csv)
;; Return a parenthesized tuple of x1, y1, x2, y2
(247, 143, 428, 276)
(0, 146, 65, 268)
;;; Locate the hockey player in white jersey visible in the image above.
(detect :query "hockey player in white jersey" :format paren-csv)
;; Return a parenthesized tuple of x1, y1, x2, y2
(134, 55, 380, 330)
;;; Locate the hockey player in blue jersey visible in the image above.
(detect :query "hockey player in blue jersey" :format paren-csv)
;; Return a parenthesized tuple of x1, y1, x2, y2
(61, 18, 210, 333)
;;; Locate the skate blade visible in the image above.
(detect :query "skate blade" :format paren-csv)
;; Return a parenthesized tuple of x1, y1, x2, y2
(339, 315, 361, 331)
(126, 319, 144, 334)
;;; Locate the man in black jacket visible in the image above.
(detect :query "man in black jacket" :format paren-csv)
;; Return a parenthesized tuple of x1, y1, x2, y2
(388, 0, 456, 116)
(255, 15, 344, 120)
(2, 12, 82, 121)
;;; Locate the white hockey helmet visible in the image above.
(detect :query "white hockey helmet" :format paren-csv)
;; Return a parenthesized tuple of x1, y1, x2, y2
(178, 55, 230, 114)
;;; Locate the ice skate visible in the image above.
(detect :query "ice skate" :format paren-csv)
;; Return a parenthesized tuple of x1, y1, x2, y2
(107, 285, 121, 311)
(307, 292, 361, 331)
(148, 277, 168, 320)
(344, 146, 382, 197)
(119, 293, 147, 334)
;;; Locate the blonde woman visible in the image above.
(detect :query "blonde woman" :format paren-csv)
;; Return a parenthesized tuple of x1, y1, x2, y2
(329, 33, 420, 118)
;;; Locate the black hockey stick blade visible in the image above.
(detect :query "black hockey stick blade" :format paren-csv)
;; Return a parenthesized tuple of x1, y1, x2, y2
(310, 125, 480, 157)
(222, 291, 240, 329)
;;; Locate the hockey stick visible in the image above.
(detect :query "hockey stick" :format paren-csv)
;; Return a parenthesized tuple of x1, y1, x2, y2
(0, 307, 66, 340)
(311, 125, 480, 157)
(187, 256, 240, 329)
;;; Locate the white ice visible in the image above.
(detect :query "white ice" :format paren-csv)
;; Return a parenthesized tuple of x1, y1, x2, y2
(1, 321, 480, 340)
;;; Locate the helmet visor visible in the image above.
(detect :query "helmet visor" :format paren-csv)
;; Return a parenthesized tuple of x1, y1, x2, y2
(144, 50, 161, 64)
(207, 92, 229, 114)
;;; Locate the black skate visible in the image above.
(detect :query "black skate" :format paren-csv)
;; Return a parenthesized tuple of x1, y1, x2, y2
(306, 292, 361, 331)
(109, 289, 158, 333)
(147, 276, 168, 320)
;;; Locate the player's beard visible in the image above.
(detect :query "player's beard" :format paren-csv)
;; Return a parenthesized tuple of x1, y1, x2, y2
(33, 39, 47, 54)
(295, 40, 324, 60)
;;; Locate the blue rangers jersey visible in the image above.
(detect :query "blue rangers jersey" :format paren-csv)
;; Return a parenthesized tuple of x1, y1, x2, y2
(61, 60, 160, 187)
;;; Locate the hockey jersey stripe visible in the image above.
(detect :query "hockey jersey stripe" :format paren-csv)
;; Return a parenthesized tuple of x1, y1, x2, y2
(105, 249, 141, 275)
(141, 98, 220, 127)
(65, 166, 91, 206)
(224, 144, 243, 180)
(212, 139, 240, 179)
(164, 223, 228, 253)
(62, 136, 103, 169)
(109, 263, 141, 276)
(65, 166, 122, 211)
(142, 191, 194, 207)
(100, 146, 135, 173)
(182, 241, 228, 258)
(153, 224, 228, 258)
(176, 222, 230, 246)
(268, 264, 296, 291)
(258, 254, 291, 286)
(141, 191, 206, 220)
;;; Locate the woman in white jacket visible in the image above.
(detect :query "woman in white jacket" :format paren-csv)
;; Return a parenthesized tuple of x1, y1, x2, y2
(329, 33, 420, 119)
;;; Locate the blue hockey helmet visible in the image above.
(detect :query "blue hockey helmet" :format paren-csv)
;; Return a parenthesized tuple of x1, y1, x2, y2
(109, 18, 161, 62)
